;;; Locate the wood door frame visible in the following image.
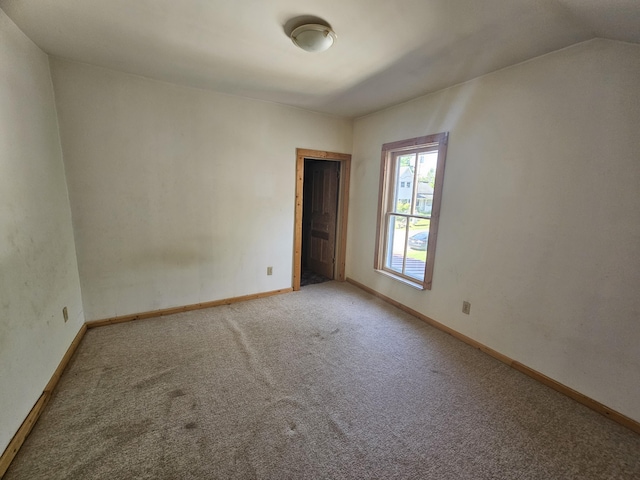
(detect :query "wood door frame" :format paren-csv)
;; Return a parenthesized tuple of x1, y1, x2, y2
(294, 148, 351, 291)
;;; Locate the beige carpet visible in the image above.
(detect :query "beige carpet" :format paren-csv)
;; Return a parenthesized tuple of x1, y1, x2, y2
(5, 282, 640, 479)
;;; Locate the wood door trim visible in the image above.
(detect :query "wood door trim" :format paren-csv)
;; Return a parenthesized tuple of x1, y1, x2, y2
(294, 149, 351, 291)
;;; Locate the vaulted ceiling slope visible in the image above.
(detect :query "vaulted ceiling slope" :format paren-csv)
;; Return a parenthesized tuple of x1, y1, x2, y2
(2, 0, 639, 117)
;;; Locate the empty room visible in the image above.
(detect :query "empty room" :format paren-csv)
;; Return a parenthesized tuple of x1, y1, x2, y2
(1, 1, 639, 478)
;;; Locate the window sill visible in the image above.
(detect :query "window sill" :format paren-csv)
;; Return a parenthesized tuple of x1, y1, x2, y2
(374, 269, 426, 290)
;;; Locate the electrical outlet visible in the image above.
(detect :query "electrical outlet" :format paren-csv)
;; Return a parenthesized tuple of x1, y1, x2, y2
(63, 306, 69, 322)
(267, 266, 273, 276)
(462, 301, 471, 315)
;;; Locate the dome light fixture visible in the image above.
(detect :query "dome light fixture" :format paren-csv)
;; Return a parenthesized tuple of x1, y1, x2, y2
(290, 24, 336, 53)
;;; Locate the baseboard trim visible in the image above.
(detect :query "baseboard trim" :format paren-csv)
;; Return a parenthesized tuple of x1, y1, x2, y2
(86, 288, 294, 329)
(0, 324, 87, 479)
(345, 277, 640, 435)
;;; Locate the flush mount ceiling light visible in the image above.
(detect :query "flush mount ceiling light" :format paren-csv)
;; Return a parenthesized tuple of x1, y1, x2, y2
(290, 24, 336, 53)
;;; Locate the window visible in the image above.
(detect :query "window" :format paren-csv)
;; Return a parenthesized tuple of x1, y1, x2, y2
(374, 132, 448, 289)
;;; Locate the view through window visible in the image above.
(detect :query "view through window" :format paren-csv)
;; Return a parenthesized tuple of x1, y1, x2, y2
(375, 133, 448, 289)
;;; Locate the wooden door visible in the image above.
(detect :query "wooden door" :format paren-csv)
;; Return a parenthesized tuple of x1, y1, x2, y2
(307, 161, 339, 279)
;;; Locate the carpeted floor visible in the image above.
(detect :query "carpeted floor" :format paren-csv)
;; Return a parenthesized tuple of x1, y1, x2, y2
(5, 282, 640, 479)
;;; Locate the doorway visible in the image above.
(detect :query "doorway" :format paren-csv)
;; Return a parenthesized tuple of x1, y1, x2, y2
(302, 159, 339, 285)
(293, 149, 351, 291)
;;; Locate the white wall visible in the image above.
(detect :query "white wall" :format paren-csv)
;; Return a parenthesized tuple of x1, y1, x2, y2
(347, 39, 640, 422)
(0, 11, 84, 452)
(50, 58, 352, 321)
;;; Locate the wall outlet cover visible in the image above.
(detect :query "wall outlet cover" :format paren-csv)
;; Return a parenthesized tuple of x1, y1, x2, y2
(462, 301, 471, 315)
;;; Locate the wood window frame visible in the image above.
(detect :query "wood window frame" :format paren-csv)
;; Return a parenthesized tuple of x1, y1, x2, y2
(374, 132, 448, 290)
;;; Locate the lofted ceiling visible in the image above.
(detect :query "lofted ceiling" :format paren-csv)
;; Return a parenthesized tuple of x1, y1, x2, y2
(1, 0, 639, 118)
